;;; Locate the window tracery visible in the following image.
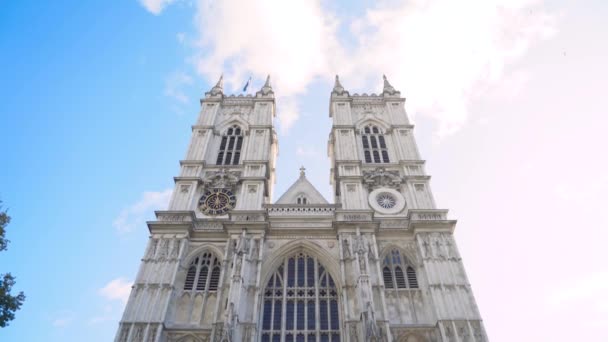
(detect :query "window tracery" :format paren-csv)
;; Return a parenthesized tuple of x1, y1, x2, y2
(261, 253, 340, 342)
(216, 125, 243, 165)
(183, 252, 222, 292)
(382, 249, 418, 289)
(361, 125, 390, 163)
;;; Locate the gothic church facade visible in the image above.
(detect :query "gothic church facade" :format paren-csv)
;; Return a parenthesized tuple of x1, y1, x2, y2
(115, 75, 488, 342)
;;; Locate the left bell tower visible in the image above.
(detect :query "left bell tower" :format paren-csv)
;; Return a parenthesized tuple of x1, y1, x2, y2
(115, 75, 278, 342)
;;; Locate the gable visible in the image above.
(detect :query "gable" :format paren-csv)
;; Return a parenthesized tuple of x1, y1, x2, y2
(275, 172, 329, 205)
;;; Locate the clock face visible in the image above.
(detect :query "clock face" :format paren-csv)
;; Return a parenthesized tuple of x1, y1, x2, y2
(198, 188, 236, 216)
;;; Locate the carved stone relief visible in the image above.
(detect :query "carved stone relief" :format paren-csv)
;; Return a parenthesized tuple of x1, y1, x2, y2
(202, 169, 241, 191)
(363, 167, 403, 191)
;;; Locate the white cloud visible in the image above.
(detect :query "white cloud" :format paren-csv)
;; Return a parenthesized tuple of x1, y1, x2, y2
(52, 311, 74, 328)
(141, 1, 556, 136)
(138, 0, 176, 15)
(89, 278, 133, 325)
(99, 278, 133, 305)
(165, 71, 194, 105)
(177, 0, 555, 137)
(113, 189, 172, 234)
(342, 0, 557, 137)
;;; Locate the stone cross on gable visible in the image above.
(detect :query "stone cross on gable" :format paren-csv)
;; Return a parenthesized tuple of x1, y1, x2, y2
(299, 166, 306, 177)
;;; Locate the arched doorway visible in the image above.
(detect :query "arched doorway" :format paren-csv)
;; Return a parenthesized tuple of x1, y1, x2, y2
(260, 252, 340, 342)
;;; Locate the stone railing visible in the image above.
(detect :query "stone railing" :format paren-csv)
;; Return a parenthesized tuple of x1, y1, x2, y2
(408, 209, 448, 221)
(267, 205, 336, 217)
(155, 211, 194, 222)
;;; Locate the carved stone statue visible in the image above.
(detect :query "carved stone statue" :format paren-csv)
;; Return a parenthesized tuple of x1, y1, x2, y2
(236, 234, 250, 255)
(362, 167, 403, 191)
(363, 301, 380, 341)
(203, 169, 241, 190)
(342, 238, 351, 259)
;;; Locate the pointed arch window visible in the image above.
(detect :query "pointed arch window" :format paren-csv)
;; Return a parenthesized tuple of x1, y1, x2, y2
(361, 125, 390, 163)
(382, 249, 418, 289)
(261, 253, 340, 342)
(183, 252, 222, 292)
(216, 125, 243, 165)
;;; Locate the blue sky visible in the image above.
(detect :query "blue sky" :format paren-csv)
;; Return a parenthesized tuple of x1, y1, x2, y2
(1, 1, 608, 341)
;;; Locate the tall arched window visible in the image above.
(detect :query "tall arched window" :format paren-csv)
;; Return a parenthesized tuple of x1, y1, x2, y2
(216, 125, 243, 165)
(183, 252, 222, 292)
(261, 253, 340, 342)
(382, 249, 418, 289)
(361, 125, 390, 163)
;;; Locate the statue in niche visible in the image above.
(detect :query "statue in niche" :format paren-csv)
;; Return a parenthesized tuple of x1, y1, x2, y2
(421, 236, 432, 259)
(358, 253, 366, 272)
(353, 235, 367, 255)
(342, 238, 351, 259)
(250, 239, 259, 260)
(236, 234, 250, 256)
(233, 255, 243, 276)
(362, 301, 380, 341)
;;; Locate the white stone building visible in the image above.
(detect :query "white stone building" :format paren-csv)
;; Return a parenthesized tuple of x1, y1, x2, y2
(115, 75, 488, 342)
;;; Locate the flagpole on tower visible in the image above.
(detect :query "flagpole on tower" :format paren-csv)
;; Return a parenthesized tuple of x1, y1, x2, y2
(242, 76, 252, 94)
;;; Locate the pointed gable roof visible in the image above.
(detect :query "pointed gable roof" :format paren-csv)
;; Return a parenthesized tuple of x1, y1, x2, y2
(275, 167, 329, 204)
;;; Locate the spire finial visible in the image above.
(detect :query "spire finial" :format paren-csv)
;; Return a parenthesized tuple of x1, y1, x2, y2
(332, 75, 346, 95)
(299, 166, 306, 178)
(207, 74, 224, 96)
(382, 74, 399, 95)
(257, 74, 274, 96)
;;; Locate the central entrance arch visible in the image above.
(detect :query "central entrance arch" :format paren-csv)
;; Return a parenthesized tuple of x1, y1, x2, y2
(260, 252, 341, 342)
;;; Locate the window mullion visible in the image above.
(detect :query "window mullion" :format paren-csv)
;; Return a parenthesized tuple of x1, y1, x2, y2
(282, 260, 288, 342)
(314, 258, 320, 341)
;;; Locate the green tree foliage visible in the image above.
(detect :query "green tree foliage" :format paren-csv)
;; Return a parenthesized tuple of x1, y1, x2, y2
(0, 201, 25, 327)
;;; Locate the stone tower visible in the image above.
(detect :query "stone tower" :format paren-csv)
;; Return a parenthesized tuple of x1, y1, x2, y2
(115, 75, 487, 342)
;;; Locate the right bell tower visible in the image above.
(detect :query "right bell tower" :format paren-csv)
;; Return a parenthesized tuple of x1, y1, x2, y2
(328, 75, 488, 342)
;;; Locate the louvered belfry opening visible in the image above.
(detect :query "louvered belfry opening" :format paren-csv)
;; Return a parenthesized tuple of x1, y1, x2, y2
(183, 252, 221, 292)
(216, 125, 243, 165)
(361, 125, 390, 163)
(382, 249, 419, 289)
(261, 253, 340, 342)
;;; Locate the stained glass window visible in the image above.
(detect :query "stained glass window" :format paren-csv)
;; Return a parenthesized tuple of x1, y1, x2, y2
(183, 252, 221, 292)
(382, 249, 418, 289)
(361, 125, 390, 163)
(261, 253, 340, 341)
(216, 125, 244, 165)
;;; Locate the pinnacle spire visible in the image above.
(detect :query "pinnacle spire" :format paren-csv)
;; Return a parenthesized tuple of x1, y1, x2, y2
(299, 166, 306, 178)
(382, 74, 399, 95)
(332, 75, 346, 95)
(206, 74, 224, 96)
(257, 74, 274, 96)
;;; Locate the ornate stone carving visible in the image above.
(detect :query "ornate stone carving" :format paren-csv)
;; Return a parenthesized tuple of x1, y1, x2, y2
(236, 234, 251, 255)
(363, 168, 403, 191)
(342, 238, 351, 259)
(382, 74, 400, 96)
(219, 303, 238, 342)
(332, 75, 348, 96)
(206, 75, 223, 97)
(194, 221, 223, 230)
(202, 169, 241, 190)
(256, 75, 274, 96)
(362, 302, 381, 341)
